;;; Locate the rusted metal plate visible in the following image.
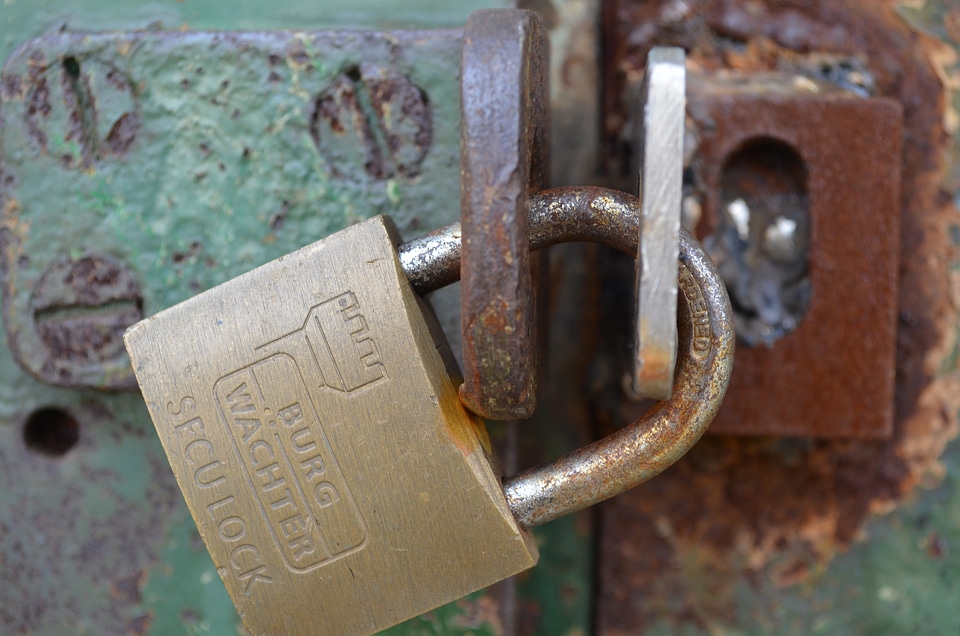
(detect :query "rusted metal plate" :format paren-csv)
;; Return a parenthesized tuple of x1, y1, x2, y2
(686, 75, 903, 438)
(603, 0, 905, 438)
(596, 0, 960, 632)
(459, 8, 549, 420)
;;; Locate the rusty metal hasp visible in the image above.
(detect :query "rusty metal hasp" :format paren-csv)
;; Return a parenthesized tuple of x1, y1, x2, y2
(459, 8, 549, 421)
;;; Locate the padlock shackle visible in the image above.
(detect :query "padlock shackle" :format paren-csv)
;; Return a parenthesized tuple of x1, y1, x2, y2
(398, 186, 735, 529)
(402, 185, 705, 293)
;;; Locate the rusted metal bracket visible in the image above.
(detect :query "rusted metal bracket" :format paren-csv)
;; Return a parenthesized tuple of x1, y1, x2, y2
(459, 8, 549, 420)
(686, 72, 902, 438)
(602, 2, 907, 439)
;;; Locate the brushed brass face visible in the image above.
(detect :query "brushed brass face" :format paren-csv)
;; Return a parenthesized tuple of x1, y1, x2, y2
(125, 216, 537, 636)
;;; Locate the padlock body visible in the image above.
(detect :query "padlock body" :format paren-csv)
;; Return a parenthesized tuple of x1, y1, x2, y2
(125, 217, 538, 636)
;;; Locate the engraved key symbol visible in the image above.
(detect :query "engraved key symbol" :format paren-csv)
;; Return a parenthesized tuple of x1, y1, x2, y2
(257, 292, 388, 395)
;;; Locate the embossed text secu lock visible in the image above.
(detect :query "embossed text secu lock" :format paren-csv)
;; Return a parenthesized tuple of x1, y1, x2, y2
(124, 187, 733, 636)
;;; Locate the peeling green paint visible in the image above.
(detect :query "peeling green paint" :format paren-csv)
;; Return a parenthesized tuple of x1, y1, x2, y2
(517, 514, 593, 636)
(2, 29, 464, 316)
(382, 591, 502, 636)
(0, 2, 508, 635)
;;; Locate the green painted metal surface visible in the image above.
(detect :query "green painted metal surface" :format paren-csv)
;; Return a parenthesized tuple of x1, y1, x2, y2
(0, 29, 463, 387)
(0, 2, 531, 635)
(0, 0, 505, 57)
(0, 2, 595, 634)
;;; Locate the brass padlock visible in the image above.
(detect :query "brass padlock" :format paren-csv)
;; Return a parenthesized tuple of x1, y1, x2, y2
(124, 187, 733, 635)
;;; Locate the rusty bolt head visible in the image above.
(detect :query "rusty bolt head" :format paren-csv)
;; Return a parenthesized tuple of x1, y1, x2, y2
(25, 254, 143, 389)
(24, 55, 139, 169)
(309, 64, 432, 180)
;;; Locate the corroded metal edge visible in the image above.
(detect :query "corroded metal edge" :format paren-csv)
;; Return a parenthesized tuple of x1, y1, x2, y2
(459, 8, 549, 420)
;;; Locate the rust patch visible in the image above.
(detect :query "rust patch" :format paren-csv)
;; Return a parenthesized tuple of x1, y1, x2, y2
(105, 112, 139, 155)
(310, 71, 383, 178)
(459, 9, 549, 420)
(110, 570, 146, 603)
(362, 63, 432, 177)
(104, 68, 129, 92)
(926, 530, 948, 560)
(596, 0, 958, 631)
(25, 74, 51, 149)
(454, 593, 505, 632)
(287, 47, 310, 67)
(2, 72, 23, 101)
(127, 613, 153, 635)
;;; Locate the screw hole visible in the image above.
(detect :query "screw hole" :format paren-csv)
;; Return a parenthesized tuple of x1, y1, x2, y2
(24, 407, 80, 456)
(344, 65, 362, 82)
(63, 56, 81, 79)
